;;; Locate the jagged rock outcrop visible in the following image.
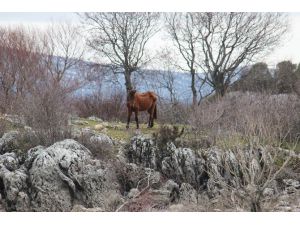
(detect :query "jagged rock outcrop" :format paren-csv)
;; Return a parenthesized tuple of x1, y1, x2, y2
(123, 136, 206, 188)
(179, 183, 198, 205)
(282, 179, 300, 194)
(90, 133, 113, 148)
(161, 142, 205, 187)
(115, 162, 162, 194)
(0, 139, 121, 211)
(124, 135, 157, 169)
(0, 152, 28, 211)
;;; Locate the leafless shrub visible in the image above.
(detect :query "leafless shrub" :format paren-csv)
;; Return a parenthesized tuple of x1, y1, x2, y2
(153, 125, 184, 149)
(103, 192, 124, 212)
(190, 92, 300, 144)
(0, 119, 9, 137)
(0, 27, 40, 113)
(17, 84, 72, 146)
(156, 100, 190, 124)
(76, 133, 115, 161)
(73, 89, 127, 121)
(205, 144, 294, 211)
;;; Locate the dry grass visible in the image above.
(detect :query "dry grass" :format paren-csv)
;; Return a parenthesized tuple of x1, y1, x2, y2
(189, 92, 300, 150)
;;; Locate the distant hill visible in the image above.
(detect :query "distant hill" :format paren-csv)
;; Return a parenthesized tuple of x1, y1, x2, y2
(75, 67, 213, 102)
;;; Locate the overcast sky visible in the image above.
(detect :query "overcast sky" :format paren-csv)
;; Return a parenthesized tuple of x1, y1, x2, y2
(0, 12, 300, 67)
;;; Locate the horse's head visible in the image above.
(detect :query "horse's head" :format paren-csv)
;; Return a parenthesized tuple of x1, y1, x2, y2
(127, 89, 137, 102)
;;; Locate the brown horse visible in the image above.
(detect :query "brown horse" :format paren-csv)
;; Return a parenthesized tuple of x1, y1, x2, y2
(126, 90, 157, 129)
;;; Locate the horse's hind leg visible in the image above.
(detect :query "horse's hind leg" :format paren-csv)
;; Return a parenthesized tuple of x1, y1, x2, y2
(147, 109, 151, 128)
(148, 106, 155, 128)
(126, 109, 132, 129)
(134, 110, 139, 129)
(150, 114, 154, 128)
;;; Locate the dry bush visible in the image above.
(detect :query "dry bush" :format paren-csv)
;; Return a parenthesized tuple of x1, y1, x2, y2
(0, 24, 87, 146)
(0, 119, 9, 138)
(73, 90, 127, 121)
(156, 100, 190, 124)
(153, 125, 184, 149)
(205, 144, 294, 212)
(16, 84, 72, 146)
(0, 27, 40, 114)
(189, 92, 300, 145)
(75, 133, 115, 161)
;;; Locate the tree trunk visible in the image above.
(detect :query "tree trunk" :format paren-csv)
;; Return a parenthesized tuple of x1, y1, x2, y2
(191, 69, 197, 106)
(215, 86, 226, 97)
(124, 69, 133, 92)
(212, 72, 228, 97)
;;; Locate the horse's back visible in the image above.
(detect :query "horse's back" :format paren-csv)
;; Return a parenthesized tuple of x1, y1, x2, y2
(138, 91, 157, 101)
(134, 91, 157, 111)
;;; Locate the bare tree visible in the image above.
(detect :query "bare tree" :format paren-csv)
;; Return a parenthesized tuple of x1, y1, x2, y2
(165, 12, 200, 105)
(39, 22, 87, 92)
(0, 26, 40, 113)
(195, 12, 289, 96)
(148, 48, 178, 104)
(13, 24, 90, 145)
(81, 12, 160, 92)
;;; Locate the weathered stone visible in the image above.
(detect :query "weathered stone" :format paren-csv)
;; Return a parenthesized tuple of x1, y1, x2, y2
(81, 128, 97, 138)
(263, 188, 275, 198)
(0, 139, 121, 211)
(94, 124, 105, 131)
(161, 142, 205, 187)
(0, 166, 28, 211)
(15, 191, 30, 211)
(179, 183, 197, 204)
(283, 179, 300, 189)
(127, 188, 139, 199)
(25, 139, 120, 211)
(125, 135, 157, 169)
(116, 162, 162, 194)
(0, 152, 19, 171)
(163, 179, 179, 193)
(90, 133, 113, 148)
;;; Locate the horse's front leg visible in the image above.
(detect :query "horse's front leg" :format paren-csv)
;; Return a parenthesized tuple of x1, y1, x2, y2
(147, 112, 151, 128)
(134, 110, 139, 129)
(126, 109, 132, 129)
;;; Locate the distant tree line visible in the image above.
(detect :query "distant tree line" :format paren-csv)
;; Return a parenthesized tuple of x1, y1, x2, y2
(231, 61, 300, 95)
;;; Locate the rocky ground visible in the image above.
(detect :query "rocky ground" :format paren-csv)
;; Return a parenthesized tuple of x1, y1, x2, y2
(0, 114, 299, 212)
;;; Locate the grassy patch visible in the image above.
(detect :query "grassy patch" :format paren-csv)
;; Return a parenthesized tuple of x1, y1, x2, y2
(280, 141, 300, 153)
(74, 118, 161, 141)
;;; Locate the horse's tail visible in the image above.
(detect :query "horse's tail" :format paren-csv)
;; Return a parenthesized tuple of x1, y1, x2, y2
(153, 104, 157, 119)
